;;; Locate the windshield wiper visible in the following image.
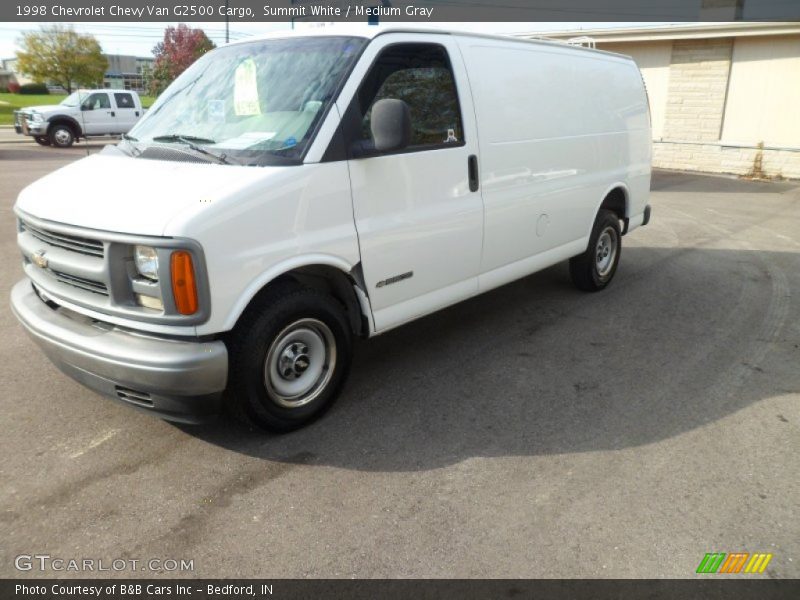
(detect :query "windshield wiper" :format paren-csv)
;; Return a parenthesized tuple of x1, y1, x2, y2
(118, 133, 142, 157)
(152, 134, 239, 165)
(153, 134, 215, 144)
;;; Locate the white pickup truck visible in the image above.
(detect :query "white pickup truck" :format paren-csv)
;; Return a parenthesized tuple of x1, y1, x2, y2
(11, 28, 651, 431)
(13, 89, 144, 148)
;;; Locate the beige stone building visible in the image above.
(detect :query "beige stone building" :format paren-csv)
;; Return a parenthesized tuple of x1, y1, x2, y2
(521, 23, 800, 179)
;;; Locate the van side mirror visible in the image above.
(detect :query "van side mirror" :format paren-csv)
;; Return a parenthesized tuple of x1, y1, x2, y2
(370, 99, 411, 153)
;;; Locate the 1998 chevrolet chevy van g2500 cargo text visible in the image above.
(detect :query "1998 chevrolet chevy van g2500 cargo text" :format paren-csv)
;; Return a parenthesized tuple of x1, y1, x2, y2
(10, 27, 652, 431)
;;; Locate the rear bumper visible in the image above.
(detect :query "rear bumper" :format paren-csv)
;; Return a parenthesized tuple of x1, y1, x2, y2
(10, 279, 228, 423)
(642, 204, 652, 226)
(623, 204, 652, 235)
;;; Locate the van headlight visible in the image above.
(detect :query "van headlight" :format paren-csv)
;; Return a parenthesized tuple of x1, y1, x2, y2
(134, 245, 159, 280)
(30, 112, 44, 122)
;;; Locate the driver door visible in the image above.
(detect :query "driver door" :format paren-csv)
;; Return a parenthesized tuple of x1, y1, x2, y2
(79, 92, 115, 135)
(341, 35, 484, 332)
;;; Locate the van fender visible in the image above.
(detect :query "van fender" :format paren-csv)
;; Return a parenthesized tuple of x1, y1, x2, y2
(222, 253, 374, 333)
(592, 181, 632, 233)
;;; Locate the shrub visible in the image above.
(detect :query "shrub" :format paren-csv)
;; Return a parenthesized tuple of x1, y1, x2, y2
(19, 82, 49, 95)
(7, 81, 20, 94)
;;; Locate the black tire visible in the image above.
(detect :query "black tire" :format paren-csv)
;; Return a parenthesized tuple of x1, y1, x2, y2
(49, 124, 75, 148)
(34, 136, 51, 146)
(226, 283, 353, 432)
(569, 209, 622, 292)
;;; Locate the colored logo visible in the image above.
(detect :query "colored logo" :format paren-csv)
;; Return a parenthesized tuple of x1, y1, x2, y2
(696, 552, 773, 574)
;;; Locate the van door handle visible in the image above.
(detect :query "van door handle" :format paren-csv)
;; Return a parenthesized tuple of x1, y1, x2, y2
(109, 111, 115, 117)
(467, 155, 479, 192)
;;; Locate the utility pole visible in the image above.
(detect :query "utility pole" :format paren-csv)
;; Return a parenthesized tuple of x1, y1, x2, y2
(225, 0, 230, 43)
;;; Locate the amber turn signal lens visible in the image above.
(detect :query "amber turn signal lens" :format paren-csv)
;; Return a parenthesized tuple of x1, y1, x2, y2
(170, 251, 198, 315)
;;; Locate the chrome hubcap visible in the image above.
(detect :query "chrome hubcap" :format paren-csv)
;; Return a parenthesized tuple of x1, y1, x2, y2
(278, 342, 311, 379)
(595, 227, 617, 277)
(54, 129, 71, 145)
(264, 319, 336, 409)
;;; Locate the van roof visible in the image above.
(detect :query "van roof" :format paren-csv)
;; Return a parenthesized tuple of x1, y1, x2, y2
(226, 25, 633, 62)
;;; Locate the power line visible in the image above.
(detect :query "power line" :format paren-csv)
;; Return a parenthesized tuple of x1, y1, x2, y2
(0, 25, 252, 37)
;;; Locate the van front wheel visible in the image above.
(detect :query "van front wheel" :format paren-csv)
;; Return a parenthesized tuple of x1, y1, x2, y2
(570, 209, 621, 292)
(227, 283, 352, 432)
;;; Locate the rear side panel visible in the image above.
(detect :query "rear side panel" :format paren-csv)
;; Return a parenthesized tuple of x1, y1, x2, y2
(456, 36, 650, 285)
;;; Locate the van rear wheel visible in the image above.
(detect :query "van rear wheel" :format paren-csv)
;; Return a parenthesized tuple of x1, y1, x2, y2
(570, 209, 621, 292)
(226, 283, 352, 432)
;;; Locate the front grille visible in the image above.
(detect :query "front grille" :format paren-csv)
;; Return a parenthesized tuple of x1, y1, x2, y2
(116, 386, 153, 407)
(139, 146, 209, 163)
(21, 220, 105, 258)
(51, 270, 108, 296)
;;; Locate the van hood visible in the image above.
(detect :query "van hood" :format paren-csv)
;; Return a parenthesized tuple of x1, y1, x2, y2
(15, 151, 278, 237)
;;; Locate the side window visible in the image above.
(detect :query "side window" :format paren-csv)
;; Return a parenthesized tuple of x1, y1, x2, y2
(83, 93, 110, 110)
(357, 43, 463, 150)
(114, 93, 134, 109)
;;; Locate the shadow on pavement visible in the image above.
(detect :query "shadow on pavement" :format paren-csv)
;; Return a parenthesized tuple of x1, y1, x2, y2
(651, 169, 798, 194)
(179, 244, 800, 471)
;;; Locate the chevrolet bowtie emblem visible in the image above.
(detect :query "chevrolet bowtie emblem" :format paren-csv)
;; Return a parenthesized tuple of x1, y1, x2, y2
(32, 250, 48, 269)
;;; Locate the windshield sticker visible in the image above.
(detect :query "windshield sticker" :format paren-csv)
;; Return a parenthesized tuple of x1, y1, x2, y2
(234, 58, 260, 116)
(208, 100, 225, 123)
(283, 137, 297, 149)
(444, 128, 458, 143)
(214, 131, 277, 150)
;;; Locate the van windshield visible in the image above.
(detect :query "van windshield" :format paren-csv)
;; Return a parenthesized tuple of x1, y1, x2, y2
(126, 36, 365, 166)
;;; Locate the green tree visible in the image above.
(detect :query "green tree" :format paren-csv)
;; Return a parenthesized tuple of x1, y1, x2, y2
(16, 25, 107, 93)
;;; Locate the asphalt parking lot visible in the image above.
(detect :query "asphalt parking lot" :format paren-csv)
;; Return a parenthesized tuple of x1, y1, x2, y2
(1, 136, 798, 579)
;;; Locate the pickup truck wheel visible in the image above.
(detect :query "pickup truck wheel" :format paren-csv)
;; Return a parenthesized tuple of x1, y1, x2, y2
(34, 136, 51, 146)
(227, 283, 352, 432)
(49, 124, 75, 148)
(569, 209, 621, 292)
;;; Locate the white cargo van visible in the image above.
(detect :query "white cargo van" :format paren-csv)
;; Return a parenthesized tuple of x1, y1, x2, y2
(11, 28, 651, 431)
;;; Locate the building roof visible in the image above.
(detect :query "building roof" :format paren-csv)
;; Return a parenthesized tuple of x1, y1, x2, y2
(518, 22, 800, 43)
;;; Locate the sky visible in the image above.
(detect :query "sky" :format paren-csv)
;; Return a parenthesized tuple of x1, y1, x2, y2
(0, 21, 663, 59)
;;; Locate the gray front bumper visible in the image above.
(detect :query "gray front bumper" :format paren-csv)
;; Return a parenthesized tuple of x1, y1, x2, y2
(10, 279, 228, 423)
